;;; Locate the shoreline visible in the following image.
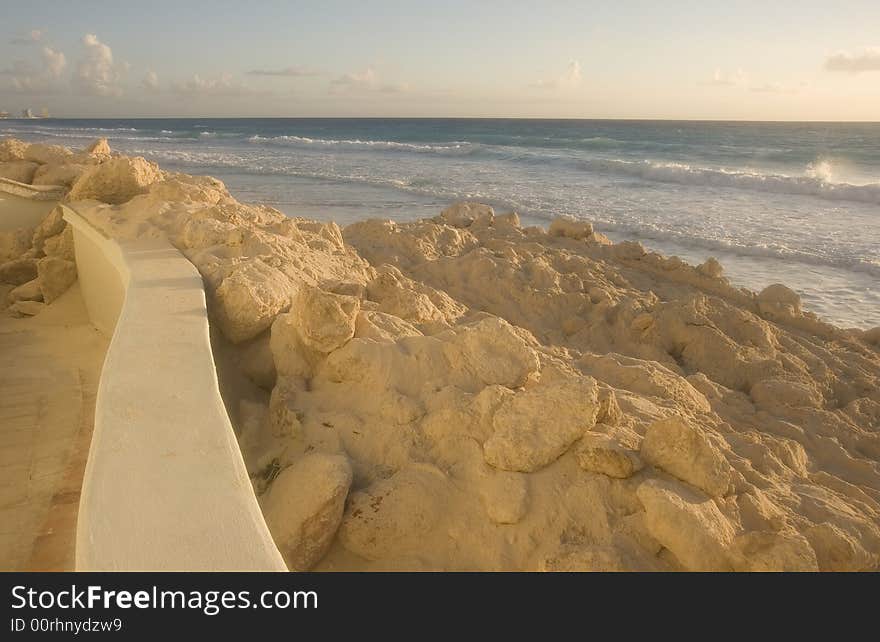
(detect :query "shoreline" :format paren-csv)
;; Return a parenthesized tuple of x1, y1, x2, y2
(2, 137, 880, 571)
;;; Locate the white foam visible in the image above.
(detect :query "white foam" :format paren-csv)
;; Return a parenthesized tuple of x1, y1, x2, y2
(577, 158, 880, 205)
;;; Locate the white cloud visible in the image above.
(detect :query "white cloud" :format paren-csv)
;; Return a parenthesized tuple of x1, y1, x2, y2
(11, 29, 43, 45)
(0, 46, 66, 93)
(824, 47, 880, 72)
(42, 46, 66, 78)
(142, 70, 160, 92)
(74, 34, 125, 97)
(533, 60, 582, 90)
(701, 68, 748, 86)
(330, 68, 407, 94)
(749, 82, 797, 94)
(171, 72, 261, 96)
(246, 66, 319, 77)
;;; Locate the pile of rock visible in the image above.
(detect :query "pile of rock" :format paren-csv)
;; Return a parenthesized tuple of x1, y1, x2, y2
(3, 136, 879, 573)
(1, 206, 78, 317)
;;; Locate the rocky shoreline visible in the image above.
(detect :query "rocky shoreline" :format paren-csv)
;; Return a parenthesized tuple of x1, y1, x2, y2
(2, 137, 880, 571)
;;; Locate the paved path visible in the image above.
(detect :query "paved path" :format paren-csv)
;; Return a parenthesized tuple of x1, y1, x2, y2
(0, 283, 108, 570)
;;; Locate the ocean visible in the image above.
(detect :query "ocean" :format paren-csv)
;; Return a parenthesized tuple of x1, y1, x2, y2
(3, 118, 878, 328)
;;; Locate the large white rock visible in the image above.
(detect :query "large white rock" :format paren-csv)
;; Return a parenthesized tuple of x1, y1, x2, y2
(67, 156, 163, 204)
(262, 453, 352, 570)
(0, 160, 39, 183)
(291, 285, 360, 354)
(576, 432, 643, 479)
(37, 257, 77, 303)
(0, 138, 28, 162)
(0, 229, 32, 263)
(483, 376, 599, 472)
(0, 258, 38, 286)
(24, 143, 73, 165)
(549, 215, 594, 240)
(637, 478, 735, 571)
(438, 201, 494, 228)
(32, 163, 87, 187)
(8, 278, 43, 303)
(31, 207, 66, 251)
(640, 415, 732, 497)
(338, 464, 448, 560)
(211, 259, 292, 343)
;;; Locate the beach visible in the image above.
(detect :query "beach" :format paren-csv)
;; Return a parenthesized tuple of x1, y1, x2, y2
(1, 135, 880, 572)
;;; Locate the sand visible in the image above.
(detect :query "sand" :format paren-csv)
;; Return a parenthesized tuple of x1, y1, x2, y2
(2, 137, 879, 572)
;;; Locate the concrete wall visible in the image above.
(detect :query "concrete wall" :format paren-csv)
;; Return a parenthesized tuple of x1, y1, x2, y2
(63, 206, 286, 571)
(0, 177, 65, 201)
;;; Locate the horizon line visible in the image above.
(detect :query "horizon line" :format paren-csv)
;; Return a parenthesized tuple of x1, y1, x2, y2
(3, 116, 879, 124)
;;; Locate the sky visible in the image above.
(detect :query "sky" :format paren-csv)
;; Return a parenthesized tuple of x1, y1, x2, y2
(1, 0, 879, 120)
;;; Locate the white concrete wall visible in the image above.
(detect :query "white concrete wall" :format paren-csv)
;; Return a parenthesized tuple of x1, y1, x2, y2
(63, 206, 286, 571)
(0, 177, 65, 201)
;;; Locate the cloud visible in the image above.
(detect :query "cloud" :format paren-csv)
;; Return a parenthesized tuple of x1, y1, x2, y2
(10, 29, 43, 45)
(42, 46, 66, 78)
(330, 67, 407, 94)
(142, 70, 160, 92)
(245, 66, 319, 77)
(824, 47, 880, 72)
(749, 82, 797, 94)
(171, 72, 263, 96)
(74, 34, 125, 97)
(0, 46, 66, 93)
(700, 68, 748, 86)
(532, 60, 582, 90)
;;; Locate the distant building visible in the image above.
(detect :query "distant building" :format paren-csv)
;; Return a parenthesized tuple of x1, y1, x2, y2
(0, 111, 9, 119)
(23, 108, 35, 119)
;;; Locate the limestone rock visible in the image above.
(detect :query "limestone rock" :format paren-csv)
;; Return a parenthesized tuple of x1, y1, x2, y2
(576, 433, 643, 479)
(696, 257, 724, 279)
(42, 226, 76, 262)
(262, 453, 353, 570)
(67, 156, 163, 204)
(0, 138, 28, 162)
(480, 471, 529, 524)
(266, 383, 302, 438)
(483, 376, 599, 472)
(31, 208, 66, 251)
(641, 416, 732, 497)
(637, 478, 735, 571)
(84, 138, 111, 156)
(542, 544, 650, 572)
(0, 258, 38, 285)
(0, 160, 39, 183)
(730, 530, 819, 572)
(239, 333, 276, 390)
(24, 143, 73, 165)
(805, 522, 875, 572)
(438, 201, 494, 228)
(211, 259, 292, 343)
(32, 163, 87, 187)
(449, 317, 539, 389)
(37, 257, 77, 303)
(8, 278, 43, 303)
(549, 216, 593, 240)
(8, 300, 45, 317)
(750, 378, 821, 411)
(757, 283, 802, 319)
(269, 313, 313, 379)
(291, 285, 360, 354)
(338, 464, 448, 560)
(0, 228, 32, 263)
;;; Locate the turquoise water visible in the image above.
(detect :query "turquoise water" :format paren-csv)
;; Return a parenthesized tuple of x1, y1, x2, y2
(4, 118, 878, 327)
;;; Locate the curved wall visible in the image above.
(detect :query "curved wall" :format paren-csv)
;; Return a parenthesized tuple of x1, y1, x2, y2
(63, 206, 286, 571)
(0, 177, 65, 201)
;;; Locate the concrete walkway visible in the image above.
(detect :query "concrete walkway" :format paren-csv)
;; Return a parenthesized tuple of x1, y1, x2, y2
(0, 283, 108, 570)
